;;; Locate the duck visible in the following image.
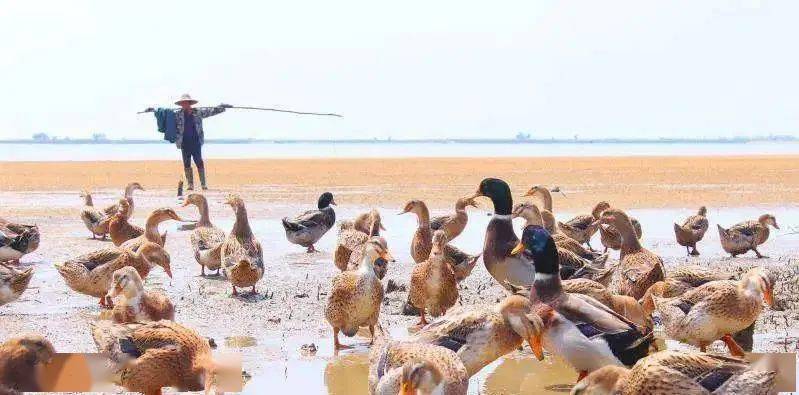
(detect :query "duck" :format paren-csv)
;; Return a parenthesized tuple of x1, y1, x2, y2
(369, 329, 468, 395)
(0, 335, 55, 393)
(119, 208, 184, 251)
(598, 208, 665, 300)
(409, 230, 459, 326)
(91, 320, 218, 395)
(429, 196, 477, 241)
(0, 263, 33, 307)
(469, 178, 535, 288)
(718, 214, 779, 258)
(282, 192, 336, 253)
(400, 200, 481, 282)
(536, 208, 604, 260)
(220, 194, 264, 296)
(673, 206, 709, 256)
(562, 201, 610, 250)
(512, 203, 608, 280)
(80, 190, 112, 239)
(0, 219, 39, 264)
(410, 294, 544, 376)
(652, 267, 773, 357)
(182, 193, 226, 276)
(107, 266, 175, 323)
(101, 182, 145, 217)
(54, 241, 172, 308)
(512, 225, 653, 381)
(334, 209, 384, 272)
(572, 350, 777, 395)
(639, 265, 734, 317)
(325, 238, 392, 349)
(599, 215, 643, 253)
(109, 198, 144, 246)
(561, 278, 651, 330)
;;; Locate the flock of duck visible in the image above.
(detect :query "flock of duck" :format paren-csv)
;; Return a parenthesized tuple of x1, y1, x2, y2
(0, 178, 785, 394)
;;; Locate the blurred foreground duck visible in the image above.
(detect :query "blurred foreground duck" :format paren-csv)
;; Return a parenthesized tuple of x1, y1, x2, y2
(107, 266, 174, 323)
(55, 241, 172, 308)
(334, 209, 384, 273)
(183, 193, 225, 276)
(221, 194, 264, 296)
(599, 208, 664, 300)
(80, 190, 111, 239)
(718, 214, 779, 258)
(91, 320, 218, 395)
(409, 230, 459, 326)
(429, 196, 477, 241)
(411, 294, 544, 376)
(512, 225, 653, 381)
(0, 335, 55, 393)
(673, 206, 709, 256)
(369, 329, 468, 395)
(572, 350, 777, 395)
(400, 200, 480, 281)
(109, 198, 143, 246)
(0, 263, 33, 306)
(652, 267, 773, 357)
(120, 208, 184, 251)
(470, 178, 535, 288)
(325, 238, 392, 349)
(0, 222, 39, 265)
(282, 192, 336, 253)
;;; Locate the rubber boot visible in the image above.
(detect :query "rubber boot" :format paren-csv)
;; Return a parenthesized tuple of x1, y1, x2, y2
(198, 166, 208, 190)
(184, 167, 195, 191)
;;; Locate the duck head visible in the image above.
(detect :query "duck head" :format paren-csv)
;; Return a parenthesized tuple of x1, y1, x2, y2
(318, 192, 336, 209)
(399, 200, 427, 216)
(455, 196, 478, 211)
(742, 267, 774, 307)
(139, 242, 173, 278)
(225, 194, 247, 211)
(401, 360, 443, 395)
(108, 266, 144, 299)
(758, 214, 779, 229)
(498, 294, 545, 360)
(591, 201, 611, 219)
(697, 206, 708, 216)
(430, 230, 448, 256)
(182, 192, 206, 208)
(512, 225, 559, 276)
(570, 365, 629, 395)
(125, 182, 145, 194)
(80, 190, 93, 206)
(511, 202, 543, 226)
(362, 237, 394, 274)
(151, 207, 185, 223)
(471, 178, 512, 215)
(8, 335, 55, 365)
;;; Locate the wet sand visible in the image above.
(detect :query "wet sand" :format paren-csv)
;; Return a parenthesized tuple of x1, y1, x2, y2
(2, 158, 799, 393)
(2, 155, 799, 212)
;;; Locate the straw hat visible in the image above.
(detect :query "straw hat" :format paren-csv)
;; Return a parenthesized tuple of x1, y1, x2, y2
(175, 94, 198, 105)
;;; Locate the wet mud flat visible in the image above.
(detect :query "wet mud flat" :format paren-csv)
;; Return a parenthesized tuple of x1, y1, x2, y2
(2, 189, 799, 393)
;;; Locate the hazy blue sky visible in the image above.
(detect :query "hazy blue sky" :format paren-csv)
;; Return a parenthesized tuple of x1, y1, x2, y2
(1, 1, 797, 140)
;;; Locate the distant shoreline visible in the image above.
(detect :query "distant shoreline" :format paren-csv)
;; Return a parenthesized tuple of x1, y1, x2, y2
(1, 137, 797, 144)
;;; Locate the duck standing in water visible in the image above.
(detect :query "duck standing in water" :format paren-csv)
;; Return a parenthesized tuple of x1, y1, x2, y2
(183, 193, 226, 276)
(282, 192, 336, 253)
(221, 194, 264, 296)
(674, 206, 709, 256)
(409, 230, 459, 326)
(469, 178, 535, 288)
(718, 214, 779, 258)
(512, 225, 653, 381)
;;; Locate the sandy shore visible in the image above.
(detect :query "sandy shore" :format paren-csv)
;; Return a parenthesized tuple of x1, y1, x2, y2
(2, 155, 799, 211)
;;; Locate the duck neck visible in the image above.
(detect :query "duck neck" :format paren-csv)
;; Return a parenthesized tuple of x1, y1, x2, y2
(615, 219, 642, 252)
(414, 206, 430, 228)
(533, 272, 562, 302)
(84, 194, 93, 206)
(537, 190, 553, 212)
(232, 206, 253, 238)
(124, 185, 137, 198)
(144, 215, 166, 242)
(195, 199, 212, 226)
(489, 193, 513, 216)
(358, 255, 376, 276)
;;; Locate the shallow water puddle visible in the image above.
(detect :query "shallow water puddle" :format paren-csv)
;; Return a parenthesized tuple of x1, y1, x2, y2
(226, 335, 258, 348)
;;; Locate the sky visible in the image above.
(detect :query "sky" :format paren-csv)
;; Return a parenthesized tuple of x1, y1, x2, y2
(1, 0, 797, 140)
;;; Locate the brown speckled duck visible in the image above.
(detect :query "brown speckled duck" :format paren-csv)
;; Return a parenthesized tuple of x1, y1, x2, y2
(0, 335, 55, 393)
(718, 214, 779, 258)
(0, 219, 39, 265)
(91, 320, 218, 395)
(429, 196, 477, 241)
(120, 208, 184, 251)
(107, 266, 174, 323)
(54, 242, 172, 308)
(80, 190, 111, 239)
(109, 198, 144, 246)
(102, 182, 144, 217)
(639, 265, 734, 317)
(183, 193, 226, 276)
(221, 194, 264, 296)
(0, 263, 33, 307)
(334, 209, 384, 272)
(572, 350, 777, 395)
(409, 230, 458, 326)
(325, 238, 393, 349)
(410, 294, 544, 376)
(673, 206, 709, 256)
(562, 278, 651, 330)
(562, 201, 610, 250)
(599, 208, 664, 300)
(652, 267, 773, 357)
(538, 208, 604, 260)
(599, 214, 643, 253)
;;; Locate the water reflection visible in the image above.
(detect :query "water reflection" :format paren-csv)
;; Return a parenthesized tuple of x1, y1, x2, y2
(479, 355, 575, 394)
(324, 353, 370, 395)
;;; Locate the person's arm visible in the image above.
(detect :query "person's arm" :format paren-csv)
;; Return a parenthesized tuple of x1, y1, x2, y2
(196, 103, 232, 118)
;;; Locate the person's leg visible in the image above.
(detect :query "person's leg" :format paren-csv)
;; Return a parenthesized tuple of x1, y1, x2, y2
(181, 148, 194, 190)
(194, 145, 208, 190)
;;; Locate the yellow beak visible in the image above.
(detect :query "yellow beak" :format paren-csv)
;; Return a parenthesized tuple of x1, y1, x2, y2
(381, 251, 395, 262)
(529, 335, 544, 361)
(511, 241, 526, 256)
(401, 382, 414, 395)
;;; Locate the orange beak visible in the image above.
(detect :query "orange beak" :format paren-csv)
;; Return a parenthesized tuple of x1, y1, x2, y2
(764, 286, 774, 307)
(511, 241, 526, 256)
(529, 335, 544, 361)
(401, 382, 414, 395)
(380, 250, 395, 262)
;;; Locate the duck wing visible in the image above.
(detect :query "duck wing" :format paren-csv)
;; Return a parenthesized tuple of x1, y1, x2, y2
(564, 214, 595, 231)
(413, 306, 490, 353)
(76, 248, 125, 272)
(429, 214, 453, 232)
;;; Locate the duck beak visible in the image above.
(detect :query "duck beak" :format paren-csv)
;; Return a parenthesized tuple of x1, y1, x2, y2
(330, 199, 337, 206)
(773, 222, 780, 230)
(511, 241, 526, 256)
(764, 286, 774, 307)
(401, 382, 414, 395)
(164, 267, 173, 279)
(379, 223, 387, 231)
(529, 335, 544, 361)
(380, 250, 395, 262)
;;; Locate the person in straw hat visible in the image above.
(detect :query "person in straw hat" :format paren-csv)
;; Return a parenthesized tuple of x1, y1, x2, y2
(146, 94, 231, 190)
